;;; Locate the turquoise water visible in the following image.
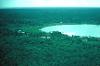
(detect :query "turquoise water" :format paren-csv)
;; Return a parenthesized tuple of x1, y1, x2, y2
(41, 24, 100, 37)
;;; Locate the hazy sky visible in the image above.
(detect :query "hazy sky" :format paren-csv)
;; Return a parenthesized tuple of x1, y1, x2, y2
(0, 0, 100, 8)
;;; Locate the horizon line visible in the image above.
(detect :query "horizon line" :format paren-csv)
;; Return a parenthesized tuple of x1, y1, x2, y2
(1, 6, 100, 9)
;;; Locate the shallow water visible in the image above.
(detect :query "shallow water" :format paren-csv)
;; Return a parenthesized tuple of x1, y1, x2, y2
(40, 24, 100, 37)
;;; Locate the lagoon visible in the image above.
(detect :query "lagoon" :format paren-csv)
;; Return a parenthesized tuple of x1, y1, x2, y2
(40, 24, 100, 37)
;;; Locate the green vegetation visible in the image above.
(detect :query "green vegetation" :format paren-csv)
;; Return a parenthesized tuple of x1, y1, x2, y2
(1, 8, 100, 26)
(0, 8, 100, 66)
(0, 27, 100, 66)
